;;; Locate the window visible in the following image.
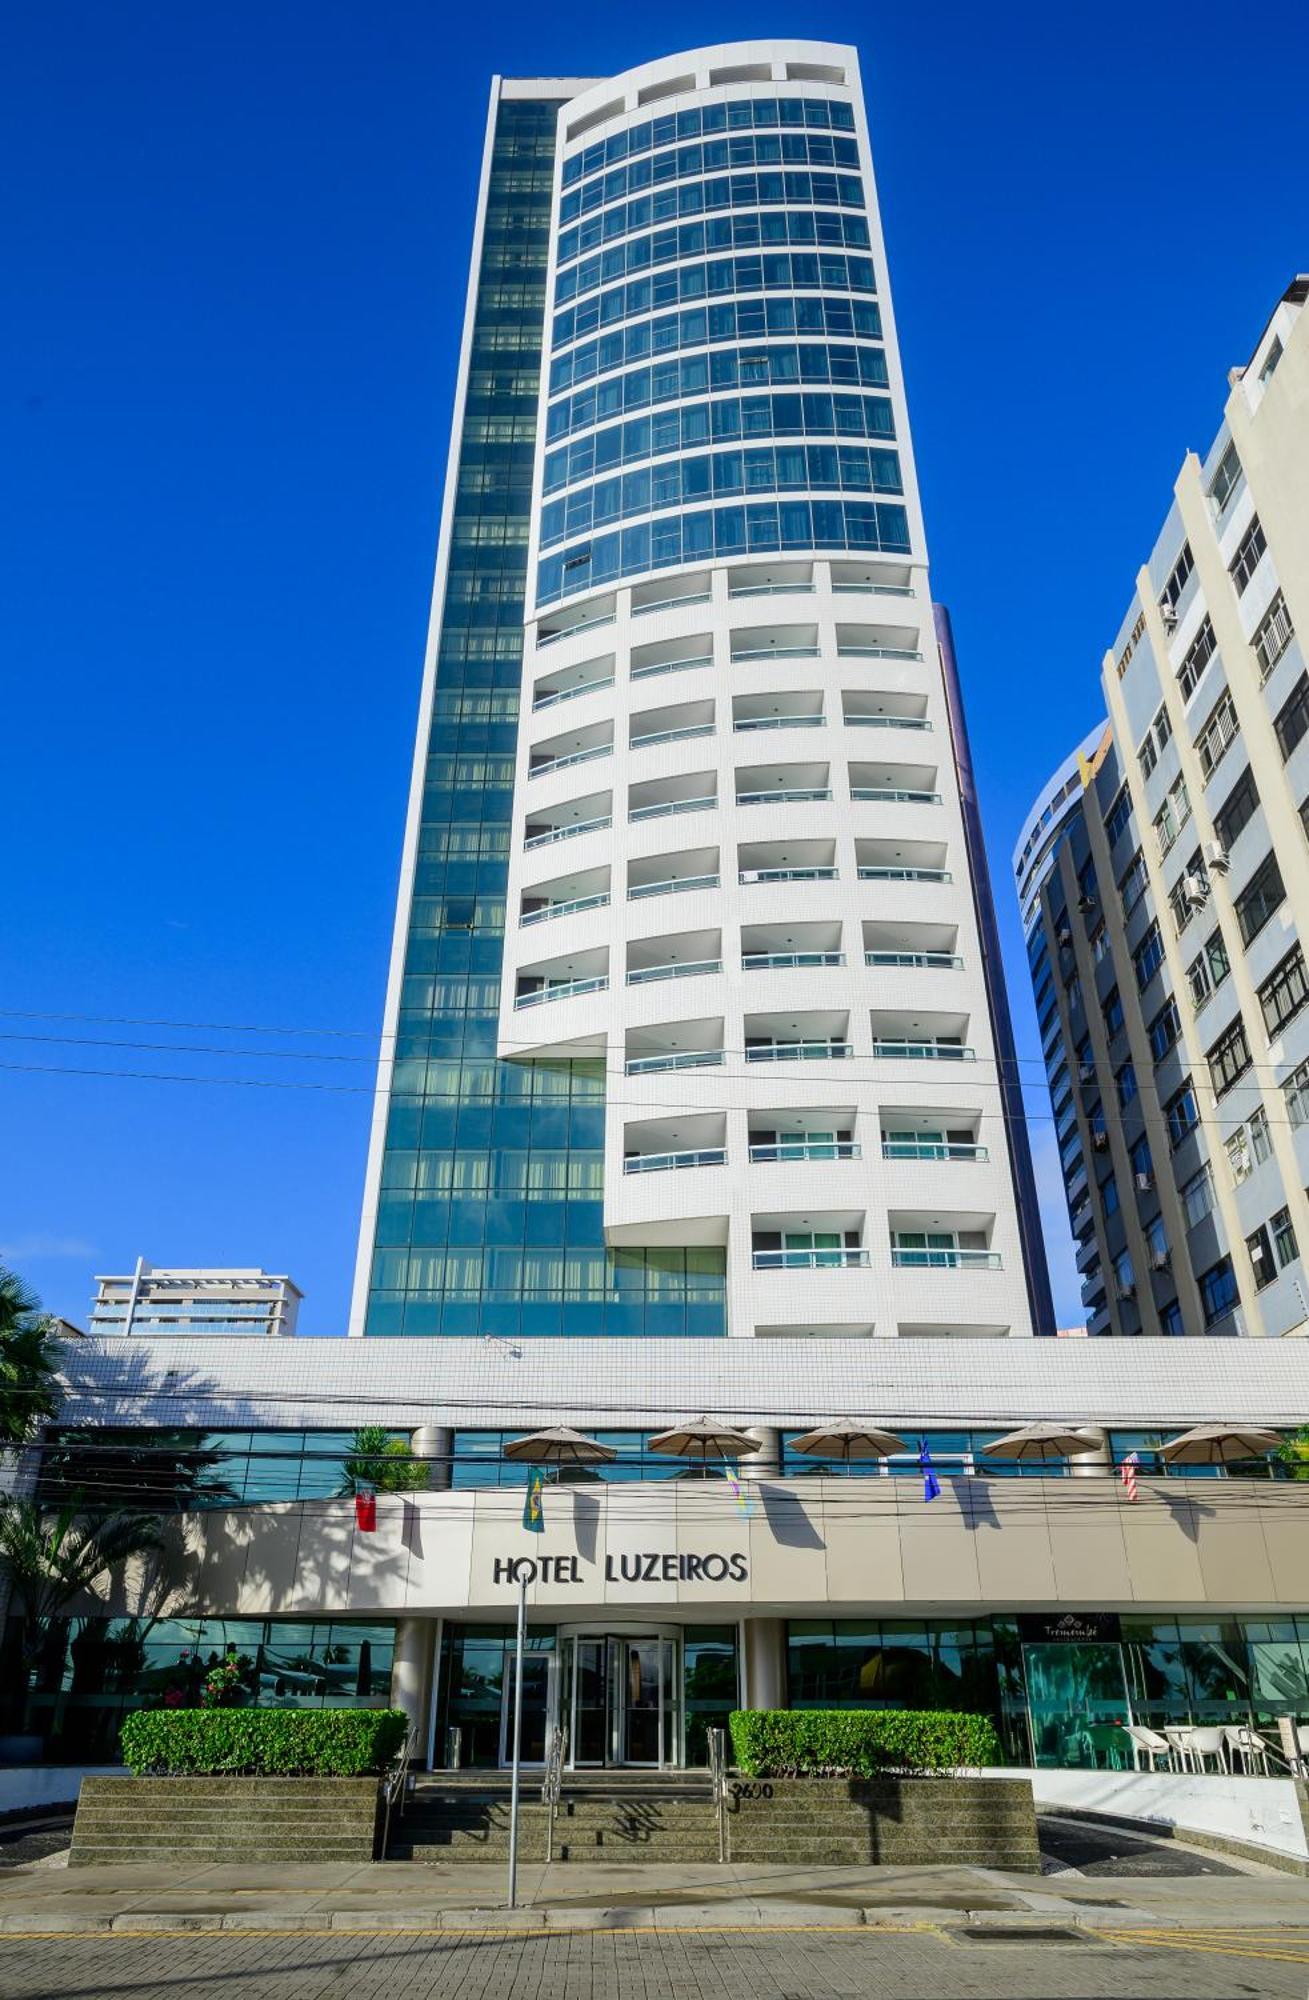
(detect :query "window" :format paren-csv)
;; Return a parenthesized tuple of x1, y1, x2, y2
(1212, 766, 1259, 852)
(1274, 673, 1309, 762)
(1119, 849, 1149, 917)
(1250, 1104, 1272, 1165)
(1272, 1207, 1299, 1269)
(1246, 1224, 1275, 1290)
(1153, 705, 1172, 751)
(1091, 923, 1109, 962)
(1145, 1213, 1168, 1262)
(1138, 732, 1158, 781)
(1168, 859, 1203, 937)
(1208, 440, 1242, 513)
(1134, 921, 1165, 991)
(1148, 996, 1182, 1060)
(1194, 690, 1239, 781)
(1233, 851, 1285, 946)
(1160, 542, 1194, 613)
(1158, 1297, 1183, 1337)
(1286, 1059, 1309, 1129)
(1177, 616, 1218, 701)
(1254, 592, 1295, 683)
(1100, 1174, 1119, 1216)
(1129, 1133, 1154, 1179)
(1228, 515, 1266, 596)
(1207, 1017, 1252, 1098)
(1166, 1079, 1200, 1148)
(1186, 929, 1230, 1009)
(1260, 337, 1283, 385)
(1114, 1249, 1134, 1293)
(1199, 1257, 1239, 1326)
(1105, 786, 1133, 845)
(1227, 1126, 1253, 1184)
(1104, 986, 1125, 1036)
(1116, 1060, 1138, 1107)
(1181, 1165, 1214, 1226)
(1259, 944, 1309, 1036)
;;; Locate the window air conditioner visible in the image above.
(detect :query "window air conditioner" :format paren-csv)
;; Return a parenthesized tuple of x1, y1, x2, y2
(1150, 1248, 1171, 1271)
(1182, 871, 1209, 906)
(1160, 601, 1178, 628)
(1135, 1171, 1154, 1191)
(1077, 894, 1098, 913)
(1116, 1279, 1136, 1299)
(1203, 839, 1229, 874)
(1091, 1131, 1109, 1151)
(1057, 927, 1074, 947)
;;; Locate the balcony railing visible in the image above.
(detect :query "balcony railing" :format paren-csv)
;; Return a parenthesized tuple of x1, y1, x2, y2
(881, 1141, 988, 1163)
(837, 644, 923, 661)
(631, 653, 712, 682)
(858, 865, 951, 882)
(832, 582, 915, 596)
(626, 958, 722, 987)
(629, 794, 715, 824)
(845, 714, 930, 731)
(864, 951, 962, 970)
(628, 873, 719, 901)
(624, 1049, 725, 1075)
(623, 1148, 726, 1175)
(745, 1041, 852, 1063)
(740, 866, 837, 884)
(631, 723, 715, 750)
(633, 588, 713, 616)
(529, 743, 612, 779)
(733, 714, 824, 733)
(872, 1040, 975, 1061)
(536, 610, 616, 648)
(749, 1141, 860, 1163)
(891, 1249, 1002, 1270)
(743, 951, 845, 971)
(731, 645, 820, 662)
(524, 813, 611, 850)
(851, 787, 941, 805)
(532, 674, 614, 711)
(729, 582, 816, 599)
(736, 788, 832, 806)
(520, 892, 610, 927)
(514, 975, 608, 1009)
(752, 1248, 870, 1270)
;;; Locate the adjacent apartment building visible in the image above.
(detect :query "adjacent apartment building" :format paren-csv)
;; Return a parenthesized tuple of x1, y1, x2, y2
(89, 1262, 302, 1339)
(1016, 278, 1309, 1337)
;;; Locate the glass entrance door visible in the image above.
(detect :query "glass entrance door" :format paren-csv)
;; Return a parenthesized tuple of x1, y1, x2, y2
(562, 1631, 681, 1766)
(499, 1651, 553, 1766)
(1022, 1642, 1131, 1768)
(619, 1637, 663, 1764)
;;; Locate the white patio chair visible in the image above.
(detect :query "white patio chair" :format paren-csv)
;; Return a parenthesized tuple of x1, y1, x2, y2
(1164, 1725, 1198, 1771)
(1224, 1726, 1270, 1775)
(1122, 1724, 1173, 1771)
(1184, 1726, 1229, 1773)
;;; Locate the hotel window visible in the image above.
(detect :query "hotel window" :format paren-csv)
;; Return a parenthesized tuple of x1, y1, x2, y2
(1199, 1256, 1239, 1326)
(1134, 921, 1165, 992)
(1254, 592, 1294, 683)
(1159, 541, 1194, 613)
(1228, 515, 1267, 596)
(1286, 1059, 1309, 1130)
(1207, 1017, 1252, 1098)
(1119, 849, 1149, 917)
(1260, 945, 1309, 1036)
(1104, 785, 1132, 845)
(1181, 1164, 1214, 1226)
(1152, 704, 1172, 751)
(1194, 690, 1239, 781)
(1250, 1104, 1272, 1164)
(1177, 616, 1218, 701)
(1274, 673, 1309, 762)
(1166, 1078, 1200, 1148)
(1233, 850, 1285, 947)
(1212, 765, 1259, 852)
(1208, 440, 1242, 514)
(1246, 1222, 1276, 1290)
(1100, 1173, 1120, 1216)
(1148, 995, 1181, 1061)
(1272, 1206, 1300, 1270)
(1138, 731, 1158, 782)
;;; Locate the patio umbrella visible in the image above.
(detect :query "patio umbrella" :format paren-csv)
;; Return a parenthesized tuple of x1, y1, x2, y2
(788, 1420, 908, 1460)
(647, 1418, 761, 1462)
(1160, 1424, 1283, 1465)
(501, 1425, 618, 1465)
(981, 1422, 1103, 1463)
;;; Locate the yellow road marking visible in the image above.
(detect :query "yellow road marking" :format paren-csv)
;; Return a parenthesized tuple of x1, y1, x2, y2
(1102, 1928, 1309, 1965)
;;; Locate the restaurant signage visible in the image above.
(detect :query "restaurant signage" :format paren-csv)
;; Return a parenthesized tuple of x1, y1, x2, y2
(1016, 1611, 1122, 1644)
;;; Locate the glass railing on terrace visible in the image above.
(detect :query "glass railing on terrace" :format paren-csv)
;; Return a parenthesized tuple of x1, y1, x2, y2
(533, 674, 615, 711)
(845, 714, 930, 730)
(623, 1148, 727, 1175)
(749, 1141, 860, 1163)
(536, 609, 616, 648)
(631, 723, 715, 750)
(520, 892, 610, 927)
(864, 951, 962, 969)
(731, 644, 821, 662)
(739, 866, 837, 884)
(831, 582, 915, 596)
(890, 1248, 1002, 1270)
(837, 643, 923, 660)
(871, 1040, 974, 1060)
(736, 787, 832, 806)
(881, 1141, 988, 1162)
(624, 1048, 725, 1075)
(752, 1248, 870, 1270)
(628, 796, 715, 824)
(633, 589, 713, 616)
(851, 787, 941, 804)
(745, 1041, 852, 1063)
(514, 975, 608, 1009)
(529, 742, 612, 778)
(857, 865, 950, 882)
(626, 958, 722, 986)
(628, 873, 719, 900)
(631, 653, 713, 681)
(728, 583, 816, 599)
(524, 813, 612, 849)
(733, 714, 824, 733)
(743, 951, 845, 970)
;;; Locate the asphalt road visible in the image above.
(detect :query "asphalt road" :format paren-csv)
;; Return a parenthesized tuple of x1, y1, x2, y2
(1, 1926, 1307, 2000)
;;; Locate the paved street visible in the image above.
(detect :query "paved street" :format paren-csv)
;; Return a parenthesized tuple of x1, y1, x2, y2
(2, 1926, 1309, 2000)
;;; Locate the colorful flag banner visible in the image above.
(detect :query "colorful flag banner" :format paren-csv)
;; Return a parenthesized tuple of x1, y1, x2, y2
(918, 1438, 941, 1503)
(1120, 1452, 1140, 1503)
(522, 1466, 546, 1533)
(724, 1467, 755, 1518)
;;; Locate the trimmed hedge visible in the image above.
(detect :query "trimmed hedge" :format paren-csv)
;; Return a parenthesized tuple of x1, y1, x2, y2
(119, 1708, 408, 1777)
(729, 1708, 1001, 1777)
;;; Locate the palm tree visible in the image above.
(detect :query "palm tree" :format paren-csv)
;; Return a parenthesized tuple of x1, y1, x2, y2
(0, 1266, 64, 1447)
(1276, 1426, 1309, 1481)
(0, 1499, 165, 1693)
(337, 1426, 428, 1496)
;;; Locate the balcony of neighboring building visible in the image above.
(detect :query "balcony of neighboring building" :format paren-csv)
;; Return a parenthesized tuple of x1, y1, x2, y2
(842, 689, 930, 734)
(835, 620, 923, 663)
(848, 758, 940, 807)
(862, 918, 962, 975)
(741, 918, 845, 976)
(527, 717, 613, 783)
(623, 1016, 725, 1078)
(734, 760, 832, 813)
(522, 788, 612, 854)
(744, 1009, 851, 1065)
(625, 928, 723, 994)
(738, 836, 838, 889)
(628, 768, 717, 828)
(531, 652, 616, 713)
(732, 689, 826, 737)
(869, 1009, 974, 1065)
(856, 837, 951, 885)
(626, 845, 720, 904)
(518, 864, 611, 932)
(629, 695, 716, 754)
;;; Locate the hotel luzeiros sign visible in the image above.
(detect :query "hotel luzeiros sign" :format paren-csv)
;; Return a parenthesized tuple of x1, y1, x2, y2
(492, 1551, 749, 1585)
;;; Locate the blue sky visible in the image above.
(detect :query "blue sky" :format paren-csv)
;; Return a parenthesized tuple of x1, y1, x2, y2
(4, 0, 1306, 1332)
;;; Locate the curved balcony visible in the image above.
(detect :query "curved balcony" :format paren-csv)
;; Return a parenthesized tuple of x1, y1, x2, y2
(532, 668, 615, 711)
(631, 649, 713, 683)
(745, 1041, 853, 1063)
(520, 891, 611, 927)
(514, 974, 608, 1010)
(629, 872, 720, 901)
(529, 741, 613, 780)
(733, 713, 825, 733)
(737, 787, 832, 806)
(739, 865, 837, 884)
(864, 951, 961, 970)
(626, 958, 722, 987)
(623, 1148, 727, 1175)
(858, 865, 950, 882)
(624, 1048, 725, 1075)
(631, 721, 715, 750)
(851, 786, 941, 805)
(524, 811, 612, 851)
(744, 951, 846, 971)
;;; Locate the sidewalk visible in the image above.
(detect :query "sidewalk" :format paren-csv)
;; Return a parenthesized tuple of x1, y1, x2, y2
(2, 1855, 1307, 1935)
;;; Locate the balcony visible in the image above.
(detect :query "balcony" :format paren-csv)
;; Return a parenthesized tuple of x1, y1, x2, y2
(730, 623, 820, 664)
(733, 691, 825, 734)
(631, 634, 714, 683)
(750, 1140, 860, 1162)
(520, 862, 611, 927)
(749, 1109, 860, 1166)
(622, 1112, 725, 1178)
(746, 951, 845, 971)
(872, 1040, 974, 1061)
(850, 760, 940, 806)
(514, 946, 607, 1012)
(735, 760, 831, 809)
(870, 1009, 973, 1062)
(830, 561, 915, 598)
(628, 847, 720, 902)
(631, 572, 712, 618)
(630, 697, 715, 751)
(529, 719, 613, 780)
(892, 1248, 1000, 1270)
(842, 692, 930, 732)
(532, 657, 615, 710)
(624, 1019, 724, 1076)
(624, 1148, 727, 1174)
(856, 839, 950, 883)
(742, 917, 844, 974)
(625, 1047, 725, 1075)
(836, 622, 923, 661)
(727, 561, 814, 600)
(627, 958, 721, 986)
(882, 1140, 987, 1162)
(753, 1247, 870, 1269)
(629, 771, 717, 824)
(514, 974, 608, 1009)
(523, 790, 612, 851)
(536, 596, 617, 648)
(738, 838, 836, 886)
(862, 918, 961, 971)
(626, 929, 722, 989)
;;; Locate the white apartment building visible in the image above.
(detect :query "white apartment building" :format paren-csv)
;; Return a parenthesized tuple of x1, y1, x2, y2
(89, 1261, 302, 1339)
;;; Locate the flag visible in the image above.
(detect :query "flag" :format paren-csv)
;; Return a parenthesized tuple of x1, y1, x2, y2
(918, 1437, 941, 1503)
(522, 1466, 546, 1533)
(1120, 1452, 1140, 1503)
(354, 1490, 377, 1532)
(724, 1467, 755, 1518)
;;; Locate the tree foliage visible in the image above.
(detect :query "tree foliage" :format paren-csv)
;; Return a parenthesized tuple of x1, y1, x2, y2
(0, 1499, 165, 1667)
(336, 1426, 428, 1495)
(1276, 1425, 1309, 1481)
(0, 1265, 64, 1446)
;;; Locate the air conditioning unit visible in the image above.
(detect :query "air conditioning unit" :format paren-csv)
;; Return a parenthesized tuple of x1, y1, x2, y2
(1091, 1131, 1110, 1151)
(1203, 839, 1229, 874)
(1150, 1249, 1171, 1271)
(1078, 1061, 1097, 1084)
(1116, 1279, 1136, 1299)
(1160, 601, 1178, 629)
(1182, 871, 1209, 908)
(1057, 927, 1074, 947)
(1135, 1171, 1154, 1191)
(1077, 894, 1098, 913)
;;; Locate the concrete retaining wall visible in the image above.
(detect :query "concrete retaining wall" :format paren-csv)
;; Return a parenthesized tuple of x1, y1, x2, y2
(724, 1775, 1039, 1868)
(1012, 1767, 1309, 1868)
(69, 1777, 381, 1867)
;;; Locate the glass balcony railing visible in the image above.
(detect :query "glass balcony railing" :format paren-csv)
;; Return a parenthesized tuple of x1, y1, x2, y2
(745, 1041, 852, 1063)
(731, 644, 821, 662)
(891, 1249, 1002, 1270)
(837, 643, 923, 660)
(845, 714, 930, 730)
(749, 1141, 860, 1163)
(739, 866, 837, 884)
(864, 951, 962, 970)
(631, 653, 712, 682)
(633, 588, 713, 616)
(728, 583, 816, 599)
(858, 865, 950, 882)
(881, 1141, 988, 1162)
(628, 873, 719, 900)
(631, 723, 715, 750)
(626, 958, 722, 986)
(736, 787, 832, 806)
(733, 714, 824, 733)
(851, 787, 941, 804)
(529, 742, 612, 778)
(752, 1248, 870, 1270)
(743, 951, 845, 970)
(623, 1148, 727, 1175)
(532, 674, 614, 711)
(872, 1040, 974, 1061)
(514, 975, 608, 1009)
(536, 610, 616, 648)
(629, 794, 715, 824)
(624, 1049, 725, 1075)
(520, 892, 610, 927)
(831, 582, 916, 596)
(524, 813, 612, 850)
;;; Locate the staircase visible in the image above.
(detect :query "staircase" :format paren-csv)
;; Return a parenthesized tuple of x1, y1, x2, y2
(388, 1769, 719, 1864)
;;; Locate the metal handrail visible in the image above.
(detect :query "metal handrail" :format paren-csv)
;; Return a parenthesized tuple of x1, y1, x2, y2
(525, 814, 612, 850)
(731, 645, 820, 662)
(872, 1040, 974, 1060)
(708, 1726, 728, 1863)
(625, 1049, 724, 1074)
(750, 1141, 860, 1162)
(832, 582, 915, 596)
(858, 866, 951, 882)
(380, 1728, 416, 1858)
(631, 723, 715, 749)
(743, 951, 844, 970)
(529, 742, 613, 778)
(845, 714, 931, 729)
(634, 589, 713, 616)
(728, 583, 816, 598)
(542, 1723, 568, 1865)
(736, 788, 832, 805)
(624, 1148, 726, 1174)
(753, 1248, 870, 1269)
(739, 867, 837, 883)
(865, 951, 962, 969)
(536, 611, 616, 647)
(521, 892, 610, 926)
(851, 787, 941, 804)
(837, 644, 923, 660)
(746, 1041, 852, 1062)
(631, 653, 713, 681)
(629, 794, 715, 823)
(891, 1248, 1002, 1269)
(629, 873, 720, 900)
(515, 975, 608, 1008)
(881, 1141, 988, 1162)
(733, 714, 824, 732)
(626, 958, 722, 986)
(533, 674, 614, 710)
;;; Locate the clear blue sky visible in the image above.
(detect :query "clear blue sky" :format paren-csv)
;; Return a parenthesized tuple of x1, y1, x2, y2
(4, 0, 1306, 1333)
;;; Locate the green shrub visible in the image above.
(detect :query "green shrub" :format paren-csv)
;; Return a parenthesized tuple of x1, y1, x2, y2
(119, 1707, 409, 1777)
(729, 1708, 1001, 1777)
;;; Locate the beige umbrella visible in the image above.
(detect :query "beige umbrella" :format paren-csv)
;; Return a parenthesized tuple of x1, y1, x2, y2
(1161, 1424, 1283, 1466)
(501, 1426, 617, 1465)
(647, 1418, 761, 1462)
(982, 1422, 1103, 1464)
(789, 1420, 908, 1460)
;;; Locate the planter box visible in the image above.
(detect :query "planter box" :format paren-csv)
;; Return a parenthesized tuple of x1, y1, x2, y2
(68, 1775, 381, 1868)
(724, 1774, 1039, 1869)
